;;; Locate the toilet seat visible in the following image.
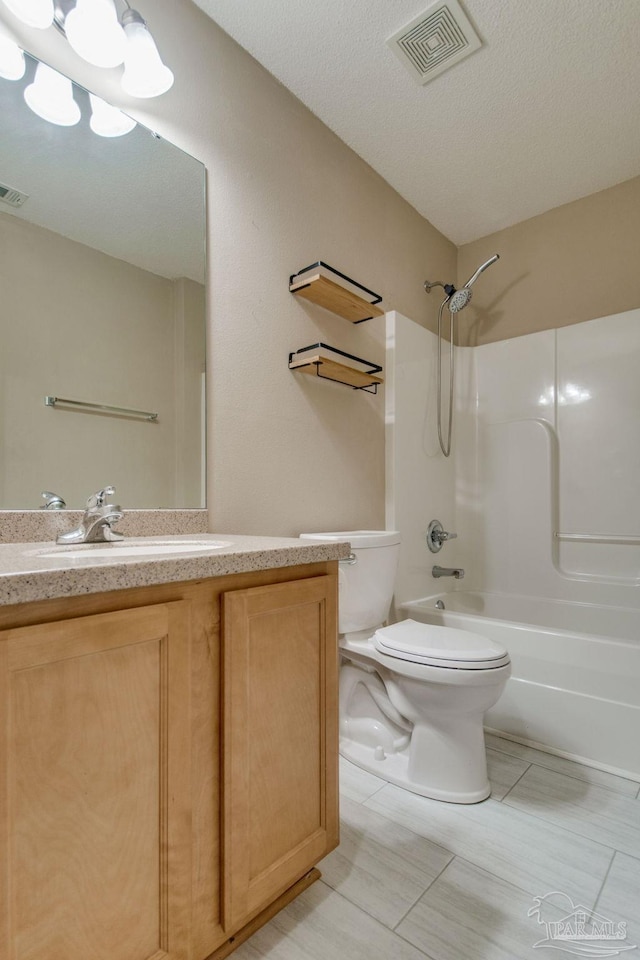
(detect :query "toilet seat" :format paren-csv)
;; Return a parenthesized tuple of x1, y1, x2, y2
(374, 619, 510, 670)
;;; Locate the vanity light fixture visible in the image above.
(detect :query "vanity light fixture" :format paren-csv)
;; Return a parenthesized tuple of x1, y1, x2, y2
(23, 59, 80, 124)
(89, 91, 135, 136)
(0, 20, 25, 77)
(120, 7, 172, 98)
(2, 46, 136, 135)
(1, 0, 53, 29)
(63, 0, 126, 69)
(1, 0, 173, 98)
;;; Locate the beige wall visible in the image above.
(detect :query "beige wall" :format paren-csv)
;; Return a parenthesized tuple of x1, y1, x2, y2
(456, 175, 640, 346)
(0, 0, 455, 536)
(0, 212, 203, 508)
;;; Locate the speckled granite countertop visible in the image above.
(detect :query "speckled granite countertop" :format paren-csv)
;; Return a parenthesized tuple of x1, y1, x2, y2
(0, 534, 350, 606)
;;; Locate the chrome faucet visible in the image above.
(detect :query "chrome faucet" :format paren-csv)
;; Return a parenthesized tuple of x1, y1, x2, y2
(56, 486, 124, 545)
(432, 565, 465, 579)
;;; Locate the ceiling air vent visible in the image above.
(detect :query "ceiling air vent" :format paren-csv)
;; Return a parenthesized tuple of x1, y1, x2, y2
(0, 181, 29, 208)
(387, 0, 482, 85)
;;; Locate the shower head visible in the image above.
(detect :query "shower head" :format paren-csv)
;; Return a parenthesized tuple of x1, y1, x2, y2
(448, 287, 473, 313)
(424, 253, 500, 313)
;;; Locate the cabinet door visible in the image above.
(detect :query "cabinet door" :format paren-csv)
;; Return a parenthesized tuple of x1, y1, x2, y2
(0, 602, 192, 960)
(223, 574, 339, 930)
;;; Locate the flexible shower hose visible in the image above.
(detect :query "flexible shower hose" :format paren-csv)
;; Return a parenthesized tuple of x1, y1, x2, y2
(437, 295, 455, 457)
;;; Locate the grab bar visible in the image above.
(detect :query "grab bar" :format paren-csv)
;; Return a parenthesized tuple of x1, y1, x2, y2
(45, 396, 158, 422)
(554, 532, 640, 545)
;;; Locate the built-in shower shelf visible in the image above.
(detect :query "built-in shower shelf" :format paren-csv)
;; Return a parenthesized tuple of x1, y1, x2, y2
(289, 343, 383, 394)
(289, 262, 384, 323)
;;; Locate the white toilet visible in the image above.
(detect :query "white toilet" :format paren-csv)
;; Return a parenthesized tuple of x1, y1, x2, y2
(300, 530, 511, 803)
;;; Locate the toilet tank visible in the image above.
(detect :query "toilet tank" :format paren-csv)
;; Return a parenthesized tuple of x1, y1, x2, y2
(299, 530, 401, 634)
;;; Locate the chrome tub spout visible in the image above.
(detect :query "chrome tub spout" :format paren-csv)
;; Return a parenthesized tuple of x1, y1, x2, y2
(432, 565, 465, 579)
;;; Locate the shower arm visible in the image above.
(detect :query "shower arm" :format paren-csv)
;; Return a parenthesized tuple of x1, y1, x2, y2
(424, 280, 455, 296)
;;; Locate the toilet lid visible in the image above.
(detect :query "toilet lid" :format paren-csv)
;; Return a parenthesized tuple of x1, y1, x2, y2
(374, 619, 510, 669)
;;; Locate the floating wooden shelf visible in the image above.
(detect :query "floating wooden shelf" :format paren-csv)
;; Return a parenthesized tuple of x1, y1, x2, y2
(289, 262, 384, 324)
(289, 343, 383, 394)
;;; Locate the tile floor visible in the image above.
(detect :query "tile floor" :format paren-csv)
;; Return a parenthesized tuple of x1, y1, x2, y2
(234, 734, 640, 959)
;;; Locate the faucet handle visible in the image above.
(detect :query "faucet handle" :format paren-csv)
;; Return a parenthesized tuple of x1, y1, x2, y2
(427, 519, 457, 553)
(41, 491, 66, 510)
(86, 486, 116, 509)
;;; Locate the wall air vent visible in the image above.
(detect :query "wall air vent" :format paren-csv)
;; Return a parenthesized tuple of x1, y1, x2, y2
(387, 0, 482, 85)
(0, 181, 29, 208)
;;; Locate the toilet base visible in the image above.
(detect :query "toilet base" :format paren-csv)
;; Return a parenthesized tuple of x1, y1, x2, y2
(340, 737, 491, 804)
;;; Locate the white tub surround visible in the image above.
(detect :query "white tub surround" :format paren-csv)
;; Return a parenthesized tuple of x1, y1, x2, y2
(403, 592, 640, 779)
(462, 308, 640, 600)
(387, 308, 640, 605)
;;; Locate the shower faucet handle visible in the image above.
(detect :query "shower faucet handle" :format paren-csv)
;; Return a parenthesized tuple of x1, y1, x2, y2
(427, 519, 457, 553)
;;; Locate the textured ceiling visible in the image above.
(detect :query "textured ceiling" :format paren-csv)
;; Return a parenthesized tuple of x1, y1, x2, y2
(193, 0, 640, 245)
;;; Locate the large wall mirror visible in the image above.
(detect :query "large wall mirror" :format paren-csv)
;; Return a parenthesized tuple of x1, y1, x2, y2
(0, 52, 206, 509)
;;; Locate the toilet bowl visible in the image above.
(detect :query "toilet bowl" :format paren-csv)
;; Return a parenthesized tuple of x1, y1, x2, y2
(299, 530, 511, 803)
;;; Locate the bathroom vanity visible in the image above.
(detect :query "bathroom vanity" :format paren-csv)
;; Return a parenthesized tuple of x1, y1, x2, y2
(0, 534, 345, 960)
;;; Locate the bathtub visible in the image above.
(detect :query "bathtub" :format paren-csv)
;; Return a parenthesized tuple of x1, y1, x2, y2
(401, 592, 640, 779)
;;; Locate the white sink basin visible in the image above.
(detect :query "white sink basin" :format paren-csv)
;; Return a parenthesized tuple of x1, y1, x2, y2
(38, 539, 233, 560)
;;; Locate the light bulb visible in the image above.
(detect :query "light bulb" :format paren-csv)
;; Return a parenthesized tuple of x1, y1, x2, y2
(24, 62, 80, 126)
(0, 0, 54, 29)
(89, 93, 136, 137)
(0, 22, 25, 79)
(121, 10, 173, 99)
(64, 0, 126, 68)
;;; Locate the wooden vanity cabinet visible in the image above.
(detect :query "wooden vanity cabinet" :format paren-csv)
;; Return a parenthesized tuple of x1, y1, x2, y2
(0, 562, 339, 960)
